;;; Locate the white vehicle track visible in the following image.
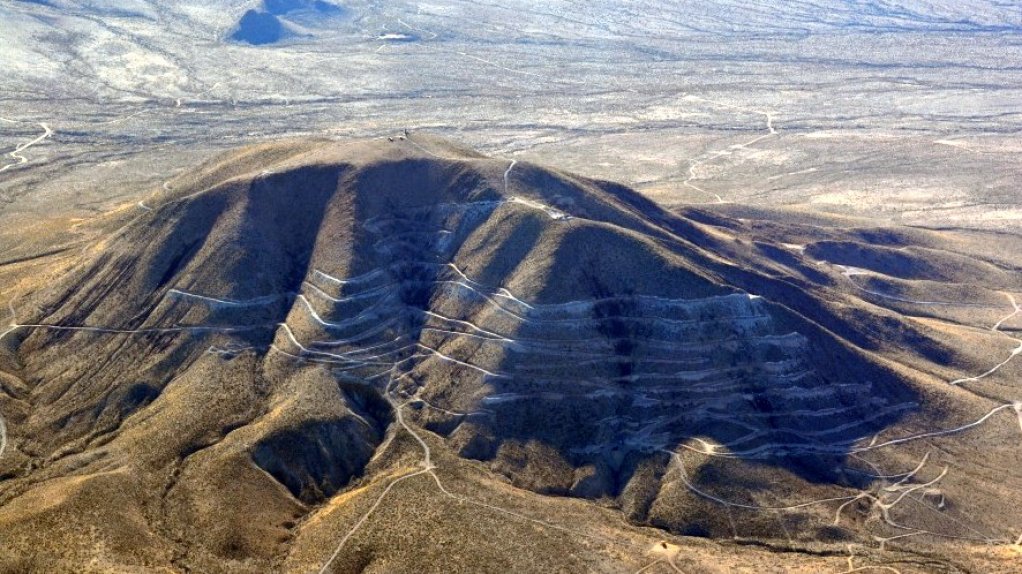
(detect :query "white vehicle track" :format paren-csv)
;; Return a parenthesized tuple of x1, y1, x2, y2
(0, 301, 16, 464)
(679, 95, 777, 204)
(950, 292, 1022, 386)
(0, 411, 6, 464)
(837, 265, 970, 306)
(503, 159, 516, 194)
(841, 545, 904, 574)
(455, 51, 548, 79)
(633, 559, 663, 574)
(310, 345, 671, 573)
(174, 82, 222, 109)
(0, 119, 53, 175)
(397, 17, 438, 40)
(0, 300, 18, 343)
(668, 445, 999, 547)
(674, 402, 1018, 461)
(992, 293, 1021, 331)
(168, 288, 289, 307)
(832, 261, 1022, 389)
(5, 323, 268, 336)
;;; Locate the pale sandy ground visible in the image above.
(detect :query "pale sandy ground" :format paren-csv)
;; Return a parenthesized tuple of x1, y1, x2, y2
(1, 1, 1019, 231)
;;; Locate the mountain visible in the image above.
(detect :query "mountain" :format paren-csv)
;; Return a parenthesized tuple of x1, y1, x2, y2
(0, 135, 1020, 573)
(230, 1, 349, 45)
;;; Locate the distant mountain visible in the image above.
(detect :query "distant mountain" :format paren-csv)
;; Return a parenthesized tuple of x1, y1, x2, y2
(230, 0, 349, 45)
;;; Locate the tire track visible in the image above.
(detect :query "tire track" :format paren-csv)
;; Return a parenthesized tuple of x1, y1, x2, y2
(679, 95, 777, 204)
(0, 119, 53, 175)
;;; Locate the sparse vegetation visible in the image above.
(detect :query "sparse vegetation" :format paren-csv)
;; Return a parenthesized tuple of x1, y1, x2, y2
(1, 2, 1020, 572)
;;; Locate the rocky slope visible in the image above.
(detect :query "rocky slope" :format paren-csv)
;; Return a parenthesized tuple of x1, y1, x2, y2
(0, 135, 1019, 573)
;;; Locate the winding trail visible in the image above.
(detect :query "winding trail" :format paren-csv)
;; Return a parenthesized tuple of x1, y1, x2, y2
(0, 300, 18, 344)
(950, 292, 1022, 387)
(667, 444, 998, 549)
(168, 289, 288, 308)
(175, 82, 222, 108)
(503, 159, 516, 194)
(0, 300, 15, 465)
(949, 340, 1022, 387)
(837, 266, 973, 307)
(0, 294, 273, 339)
(832, 262, 1022, 389)
(101, 109, 147, 126)
(310, 350, 669, 573)
(0, 411, 6, 464)
(314, 369, 434, 574)
(456, 51, 547, 79)
(397, 18, 438, 40)
(679, 95, 777, 204)
(3, 323, 268, 336)
(0, 120, 53, 175)
(841, 545, 904, 574)
(665, 449, 860, 512)
(855, 404, 1016, 452)
(314, 464, 430, 574)
(993, 293, 1021, 331)
(633, 559, 663, 573)
(138, 180, 173, 211)
(402, 134, 458, 162)
(665, 553, 685, 574)
(672, 402, 1018, 461)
